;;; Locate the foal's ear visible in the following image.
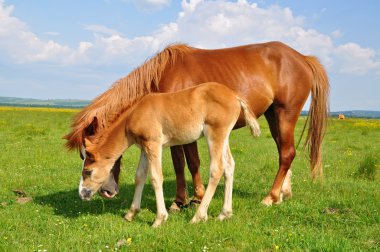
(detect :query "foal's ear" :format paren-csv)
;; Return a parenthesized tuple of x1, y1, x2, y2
(84, 137, 93, 148)
(84, 117, 98, 137)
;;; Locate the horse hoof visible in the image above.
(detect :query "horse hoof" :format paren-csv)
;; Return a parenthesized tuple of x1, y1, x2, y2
(124, 214, 134, 222)
(188, 198, 202, 209)
(190, 217, 199, 224)
(261, 196, 274, 206)
(124, 209, 139, 222)
(152, 213, 168, 228)
(190, 214, 207, 224)
(169, 201, 184, 213)
(217, 211, 233, 221)
(262, 195, 283, 206)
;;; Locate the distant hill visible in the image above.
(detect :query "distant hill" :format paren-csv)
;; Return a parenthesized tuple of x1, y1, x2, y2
(329, 110, 380, 119)
(301, 110, 380, 118)
(1, 97, 379, 118)
(0, 97, 90, 108)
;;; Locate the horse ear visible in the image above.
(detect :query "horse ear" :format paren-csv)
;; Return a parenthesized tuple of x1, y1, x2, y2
(84, 117, 98, 137)
(84, 137, 93, 148)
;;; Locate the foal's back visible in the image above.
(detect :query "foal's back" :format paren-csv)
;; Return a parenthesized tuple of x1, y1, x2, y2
(126, 82, 241, 146)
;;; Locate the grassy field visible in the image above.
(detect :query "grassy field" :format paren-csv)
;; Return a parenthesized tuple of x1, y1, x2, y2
(0, 106, 379, 251)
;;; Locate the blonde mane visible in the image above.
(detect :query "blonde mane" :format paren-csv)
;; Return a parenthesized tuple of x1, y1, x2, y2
(65, 44, 192, 150)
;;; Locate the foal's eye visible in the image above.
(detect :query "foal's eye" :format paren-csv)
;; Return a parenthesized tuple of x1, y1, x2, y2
(84, 170, 93, 176)
(85, 151, 95, 162)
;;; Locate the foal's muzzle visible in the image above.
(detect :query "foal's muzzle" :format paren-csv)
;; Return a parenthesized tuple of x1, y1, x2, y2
(80, 188, 93, 201)
(99, 183, 119, 199)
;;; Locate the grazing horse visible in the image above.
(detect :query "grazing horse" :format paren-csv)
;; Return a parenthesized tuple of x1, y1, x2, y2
(65, 41, 329, 208)
(79, 83, 260, 227)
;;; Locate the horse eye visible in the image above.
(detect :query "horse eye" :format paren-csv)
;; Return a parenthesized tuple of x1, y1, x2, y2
(84, 170, 93, 176)
(85, 151, 95, 162)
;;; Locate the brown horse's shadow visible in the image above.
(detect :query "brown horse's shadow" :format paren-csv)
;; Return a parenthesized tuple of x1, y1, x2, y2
(34, 179, 258, 219)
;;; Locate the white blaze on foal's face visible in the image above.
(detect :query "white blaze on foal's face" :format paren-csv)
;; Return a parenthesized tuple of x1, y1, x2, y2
(78, 143, 117, 201)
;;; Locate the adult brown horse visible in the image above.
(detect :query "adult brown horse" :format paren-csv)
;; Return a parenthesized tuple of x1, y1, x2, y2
(65, 41, 329, 208)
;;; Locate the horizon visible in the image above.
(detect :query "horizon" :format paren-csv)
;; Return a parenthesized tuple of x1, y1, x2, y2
(0, 1, 379, 111)
(2, 96, 380, 114)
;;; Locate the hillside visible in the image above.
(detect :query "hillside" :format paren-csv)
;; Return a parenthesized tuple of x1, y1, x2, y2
(1, 97, 379, 118)
(301, 110, 380, 118)
(0, 97, 89, 108)
(329, 110, 380, 118)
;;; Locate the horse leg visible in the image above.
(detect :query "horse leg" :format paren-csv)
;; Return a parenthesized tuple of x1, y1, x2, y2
(169, 145, 187, 211)
(217, 144, 235, 221)
(191, 128, 226, 223)
(262, 106, 297, 206)
(264, 106, 293, 202)
(146, 144, 168, 228)
(125, 151, 149, 222)
(183, 142, 205, 204)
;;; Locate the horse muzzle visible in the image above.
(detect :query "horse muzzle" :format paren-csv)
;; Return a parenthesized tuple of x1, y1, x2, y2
(99, 183, 119, 199)
(80, 188, 94, 201)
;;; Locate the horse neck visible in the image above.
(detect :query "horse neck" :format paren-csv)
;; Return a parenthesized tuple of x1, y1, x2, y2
(67, 46, 180, 150)
(97, 117, 132, 159)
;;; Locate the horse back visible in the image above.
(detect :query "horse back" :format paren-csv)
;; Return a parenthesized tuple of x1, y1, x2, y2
(158, 41, 313, 119)
(127, 83, 241, 146)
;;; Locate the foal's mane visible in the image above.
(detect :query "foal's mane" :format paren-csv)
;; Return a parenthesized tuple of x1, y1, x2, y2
(65, 44, 192, 150)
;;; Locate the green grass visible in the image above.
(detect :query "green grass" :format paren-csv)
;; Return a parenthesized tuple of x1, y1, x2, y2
(0, 107, 379, 251)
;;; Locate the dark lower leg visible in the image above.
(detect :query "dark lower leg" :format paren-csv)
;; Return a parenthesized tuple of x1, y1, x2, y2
(263, 107, 296, 205)
(263, 144, 295, 205)
(183, 142, 205, 201)
(170, 145, 187, 204)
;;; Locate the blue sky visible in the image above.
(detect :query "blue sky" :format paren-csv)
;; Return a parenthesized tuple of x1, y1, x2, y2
(0, 0, 379, 111)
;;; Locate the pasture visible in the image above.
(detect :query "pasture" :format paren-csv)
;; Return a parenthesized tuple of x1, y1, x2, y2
(0, 107, 379, 251)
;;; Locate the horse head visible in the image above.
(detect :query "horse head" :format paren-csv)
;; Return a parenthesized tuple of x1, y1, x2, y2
(78, 117, 121, 201)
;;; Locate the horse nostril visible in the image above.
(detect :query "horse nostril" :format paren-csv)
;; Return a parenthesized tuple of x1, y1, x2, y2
(81, 188, 92, 199)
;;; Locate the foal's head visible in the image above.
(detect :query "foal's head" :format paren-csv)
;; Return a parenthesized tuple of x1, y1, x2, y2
(78, 117, 121, 201)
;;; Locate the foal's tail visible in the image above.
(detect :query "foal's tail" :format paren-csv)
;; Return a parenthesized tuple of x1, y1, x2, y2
(238, 98, 261, 137)
(304, 56, 330, 179)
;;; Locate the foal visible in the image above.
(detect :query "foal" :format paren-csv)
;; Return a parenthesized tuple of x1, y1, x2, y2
(79, 82, 260, 227)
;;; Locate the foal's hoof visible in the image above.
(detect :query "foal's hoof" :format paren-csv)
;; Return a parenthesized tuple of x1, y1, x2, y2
(124, 209, 139, 222)
(190, 214, 208, 224)
(217, 210, 233, 221)
(152, 213, 168, 228)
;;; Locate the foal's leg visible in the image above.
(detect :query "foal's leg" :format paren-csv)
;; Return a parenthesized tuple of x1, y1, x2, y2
(147, 144, 168, 227)
(125, 151, 149, 222)
(218, 145, 235, 221)
(191, 128, 227, 223)
(262, 106, 298, 206)
(183, 142, 205, 203)
(264, 107, 293, 202)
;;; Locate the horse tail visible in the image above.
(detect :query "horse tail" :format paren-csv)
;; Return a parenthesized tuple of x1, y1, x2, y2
(238, 97, 261, 137)
(304, 56, 330, 179)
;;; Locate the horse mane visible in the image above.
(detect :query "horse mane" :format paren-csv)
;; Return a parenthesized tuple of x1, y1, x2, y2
(64, 43, 192, 150)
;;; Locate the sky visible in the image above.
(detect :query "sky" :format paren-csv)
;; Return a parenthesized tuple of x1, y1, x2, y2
(0, 0, 379, 111)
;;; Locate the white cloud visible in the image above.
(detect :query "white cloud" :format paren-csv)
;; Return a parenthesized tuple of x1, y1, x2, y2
(0, 1, 85, 64)
(1, 0, 380, 76)
(83, 24, 122, 36)
(125, 0, 170, 11)
(334, 43, 380, 75)
(331, 29, 343, 39)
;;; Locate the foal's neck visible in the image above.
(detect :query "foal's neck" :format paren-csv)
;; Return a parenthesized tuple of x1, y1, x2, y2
(99, 116, 133, 159)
